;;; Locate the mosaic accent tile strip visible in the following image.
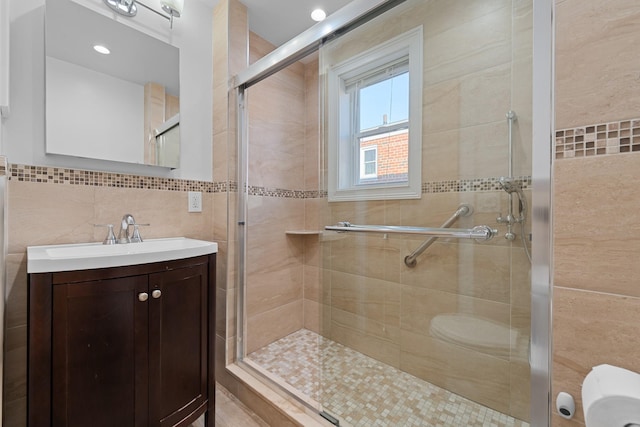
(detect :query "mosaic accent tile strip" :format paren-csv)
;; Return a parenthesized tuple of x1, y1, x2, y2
(307, 190, 328, 199)
(245, 186, 328, 199)
(8, 164, 229, 193)
(246, 177, 531, 199)
(247, 329, 528, 427)
(555, 118, 640, 159)
(422, 176, 531, 194)
(247, 185, 307, 199)
(10, 163, 531, 199)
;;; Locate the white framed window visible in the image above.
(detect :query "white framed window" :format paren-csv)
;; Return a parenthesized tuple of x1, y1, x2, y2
(360, 145, 378, 180)
(327, 26, 423, 201)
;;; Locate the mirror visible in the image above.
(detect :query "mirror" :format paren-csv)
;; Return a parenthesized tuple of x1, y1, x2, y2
(45, 0, 180, 168)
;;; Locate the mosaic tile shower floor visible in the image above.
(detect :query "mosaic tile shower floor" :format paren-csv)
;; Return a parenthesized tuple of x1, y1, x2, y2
(246, 329, 529, 427)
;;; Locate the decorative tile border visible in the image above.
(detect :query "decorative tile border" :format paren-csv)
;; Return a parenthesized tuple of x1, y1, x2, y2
(555, 118, 640, 160)
(423, 176, 531, 194)
(247, 186, 306, 199)
(246, 185, 327, 199)
(247, 177, 530, 199)
(9, 164, 531, 199)
(8, 164, 229, 193)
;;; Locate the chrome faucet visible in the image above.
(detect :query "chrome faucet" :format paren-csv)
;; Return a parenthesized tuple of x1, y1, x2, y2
(118, 214, 137, 243)
(96, 214, 148, 245)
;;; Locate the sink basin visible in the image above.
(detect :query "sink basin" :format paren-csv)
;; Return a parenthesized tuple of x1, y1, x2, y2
(27, 237, 218, 273)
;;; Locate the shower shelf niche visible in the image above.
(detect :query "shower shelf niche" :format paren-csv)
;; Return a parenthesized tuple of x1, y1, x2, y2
(285, 230, 349, 242)
(284, 230, 322, 235)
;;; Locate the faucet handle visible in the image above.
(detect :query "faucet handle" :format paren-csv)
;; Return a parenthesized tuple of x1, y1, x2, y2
(94, 224, 117, 245)
(129, 223, 150, 243)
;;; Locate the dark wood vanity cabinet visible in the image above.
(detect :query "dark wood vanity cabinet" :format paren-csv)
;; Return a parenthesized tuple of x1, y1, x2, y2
(28, 254, 216, 427)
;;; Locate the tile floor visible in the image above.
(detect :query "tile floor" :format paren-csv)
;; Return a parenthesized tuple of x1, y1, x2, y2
(247, 329, 529, 427)
(190, 384, 269, 427)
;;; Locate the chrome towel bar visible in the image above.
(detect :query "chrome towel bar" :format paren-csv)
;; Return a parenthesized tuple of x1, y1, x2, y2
(325, 223, 497, 241)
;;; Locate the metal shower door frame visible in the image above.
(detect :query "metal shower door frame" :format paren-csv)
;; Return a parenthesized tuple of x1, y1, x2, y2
(233, 0, 555, 425)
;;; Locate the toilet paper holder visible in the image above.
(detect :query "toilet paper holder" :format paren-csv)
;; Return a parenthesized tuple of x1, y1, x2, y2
(556, 392, 575, 419)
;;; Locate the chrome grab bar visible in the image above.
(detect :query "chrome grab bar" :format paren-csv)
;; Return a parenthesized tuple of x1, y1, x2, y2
(325, 222, 497, 241)
(404, 204, 472, 268)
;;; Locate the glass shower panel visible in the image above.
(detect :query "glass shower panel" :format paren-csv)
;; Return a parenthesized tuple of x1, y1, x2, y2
(239, 1, 536, 426)
(316, 1, 533, 426)
(239, 36, 324, 404)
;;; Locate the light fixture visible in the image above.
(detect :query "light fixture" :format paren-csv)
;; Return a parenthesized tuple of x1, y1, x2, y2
(93, 44, 111, 55)
(160, 0, 183, 27)
(160, 0, 184, 18)
(103, 0, 183, 28)
(311, 8, 326, 22)
(103, 0, 137, 17)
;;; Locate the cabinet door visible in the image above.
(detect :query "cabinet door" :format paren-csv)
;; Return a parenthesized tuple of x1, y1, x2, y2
(52, 275, 149, 427)
(148, 263, 208, 427)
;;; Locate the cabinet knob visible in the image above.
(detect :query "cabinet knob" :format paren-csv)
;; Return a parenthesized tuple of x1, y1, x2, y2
(152, 289, 162, 299)
(138, 292, 149, 302)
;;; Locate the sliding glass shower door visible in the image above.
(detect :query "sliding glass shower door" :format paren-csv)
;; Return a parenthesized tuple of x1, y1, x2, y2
(236, 0, 551, 426)
(315, 1, 533, 425)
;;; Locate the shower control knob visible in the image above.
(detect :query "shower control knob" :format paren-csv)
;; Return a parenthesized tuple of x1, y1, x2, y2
(505, 231, 516, 241)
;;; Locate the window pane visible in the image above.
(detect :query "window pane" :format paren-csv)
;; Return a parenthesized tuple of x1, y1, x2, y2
(364, 162, 376, 175)
(364, 149, 376, 162)
(359, 72, 409, 131)
(360, 146, 377, 180)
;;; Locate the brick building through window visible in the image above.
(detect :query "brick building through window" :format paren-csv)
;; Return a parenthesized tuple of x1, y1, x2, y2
(359, 129, 409, 184)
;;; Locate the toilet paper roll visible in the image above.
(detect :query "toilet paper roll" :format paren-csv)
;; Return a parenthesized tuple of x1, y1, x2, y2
(582, 364, 640, 427)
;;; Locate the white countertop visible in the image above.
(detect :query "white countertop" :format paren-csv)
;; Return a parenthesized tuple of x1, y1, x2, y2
(27, 237, 218, 273)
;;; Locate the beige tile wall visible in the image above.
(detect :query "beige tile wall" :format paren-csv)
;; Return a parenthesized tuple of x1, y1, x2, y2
(3, 176, 215, 426)
(555, 0, 640, 129)
(553, 156, 640, 426)
(552, 1, 640, 426)
(243, 32, 308, 354)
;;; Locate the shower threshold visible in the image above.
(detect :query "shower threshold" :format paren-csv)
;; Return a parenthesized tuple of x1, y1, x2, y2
(246, 329, 529, 427)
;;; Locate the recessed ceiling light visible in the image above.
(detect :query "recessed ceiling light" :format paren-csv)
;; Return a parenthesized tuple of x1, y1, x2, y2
(311, 8, 326, 22)
(93, 45, 111, 55)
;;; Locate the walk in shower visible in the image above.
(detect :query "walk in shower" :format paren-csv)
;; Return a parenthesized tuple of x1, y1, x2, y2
(233, 0, 552, 425)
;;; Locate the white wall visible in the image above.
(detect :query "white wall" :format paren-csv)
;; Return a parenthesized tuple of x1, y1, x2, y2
(46, 56, 144, 163)
(4, 0, 213, 180)
(0, 0, 10, 156)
